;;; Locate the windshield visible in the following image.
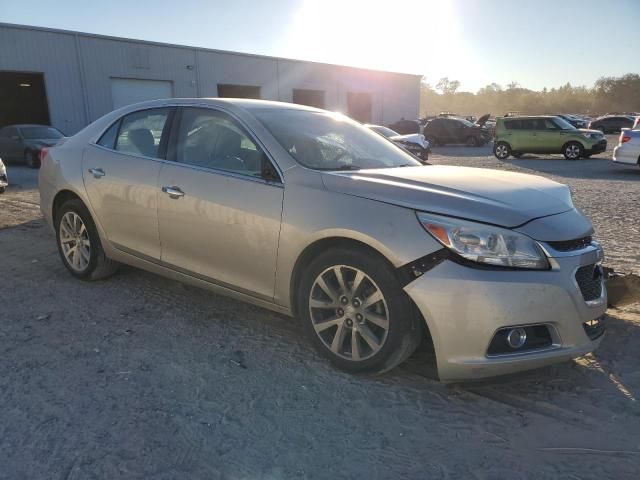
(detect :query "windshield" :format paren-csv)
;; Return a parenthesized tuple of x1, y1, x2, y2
(254, 110, 422, 170)
(552, 117, 576, 130)
(20, 126, 64, 140)
(368, 125, 400, 138)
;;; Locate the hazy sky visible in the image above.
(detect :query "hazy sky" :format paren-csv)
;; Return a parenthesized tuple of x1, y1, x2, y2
(1, 0, 638, 92)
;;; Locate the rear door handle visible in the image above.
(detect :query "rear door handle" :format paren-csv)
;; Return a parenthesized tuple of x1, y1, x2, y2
(88, 168, 105, 178)
(162, 186, 185, 199)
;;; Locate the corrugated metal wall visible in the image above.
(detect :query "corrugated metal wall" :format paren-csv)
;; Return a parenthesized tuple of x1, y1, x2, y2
(0, 23, 421, 134)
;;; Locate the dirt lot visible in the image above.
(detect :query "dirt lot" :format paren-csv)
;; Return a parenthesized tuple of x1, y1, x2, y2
(1, 138, 639, 479)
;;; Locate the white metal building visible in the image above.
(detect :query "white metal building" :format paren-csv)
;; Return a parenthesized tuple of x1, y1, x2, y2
(0, 23, 421, 135)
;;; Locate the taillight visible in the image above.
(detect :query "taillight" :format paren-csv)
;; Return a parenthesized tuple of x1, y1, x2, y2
(39, 147, 49, 165)
(620, 134, 631, 144)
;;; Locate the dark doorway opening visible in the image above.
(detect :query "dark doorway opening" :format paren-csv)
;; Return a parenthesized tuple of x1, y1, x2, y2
(217, 84, 261, 99)
(347, 92, 372, 123)
(292, 89, 325, 109)
(0, 72, 50, 128)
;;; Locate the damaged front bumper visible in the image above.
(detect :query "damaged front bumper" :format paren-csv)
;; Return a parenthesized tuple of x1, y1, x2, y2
(403, 242, 607, 382)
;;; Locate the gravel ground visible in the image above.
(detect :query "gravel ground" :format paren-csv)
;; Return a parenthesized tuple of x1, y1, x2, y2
(1, 138, 639, 479)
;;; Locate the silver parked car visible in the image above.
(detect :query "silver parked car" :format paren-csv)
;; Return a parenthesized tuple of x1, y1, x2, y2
(39, 99, 607, 381)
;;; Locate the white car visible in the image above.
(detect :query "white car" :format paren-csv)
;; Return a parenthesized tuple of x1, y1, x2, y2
(365, 125, 430, 161)
(0, 157, 7, 194)
(613, 129, 640, 168)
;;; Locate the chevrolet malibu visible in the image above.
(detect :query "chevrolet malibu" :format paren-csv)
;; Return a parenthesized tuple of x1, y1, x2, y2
(39, 99, 607, 381)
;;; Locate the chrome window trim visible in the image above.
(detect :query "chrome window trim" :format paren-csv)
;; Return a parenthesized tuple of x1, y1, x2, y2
(87, 143, 283, 189)
(90, 102, 285, 185)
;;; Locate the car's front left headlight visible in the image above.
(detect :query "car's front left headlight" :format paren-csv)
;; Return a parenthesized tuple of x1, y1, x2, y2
(582, 132, 600, 139)
(417, 212, 549, 270)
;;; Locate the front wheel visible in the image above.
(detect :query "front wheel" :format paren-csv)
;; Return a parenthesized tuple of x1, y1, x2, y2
(55, 199, 118, 280)
(563, 142, 583, 160)
(494, 142, 511, 159)
(298, 248, 422, 373)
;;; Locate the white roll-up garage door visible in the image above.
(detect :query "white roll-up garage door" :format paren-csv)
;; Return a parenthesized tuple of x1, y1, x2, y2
(110, 78, 173, 109)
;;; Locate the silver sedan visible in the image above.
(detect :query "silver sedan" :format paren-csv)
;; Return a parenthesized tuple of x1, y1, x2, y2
(39, 99, 607, 381)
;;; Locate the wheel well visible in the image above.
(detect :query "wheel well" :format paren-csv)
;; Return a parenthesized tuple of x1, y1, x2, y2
(289, 237, 433, 345)
(562, 140, 584, 150)
(52, 190, 83, 221)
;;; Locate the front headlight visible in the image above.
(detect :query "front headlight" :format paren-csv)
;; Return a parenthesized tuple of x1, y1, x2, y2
(417, 212, 549, 270)
(582, 132, 600, 139)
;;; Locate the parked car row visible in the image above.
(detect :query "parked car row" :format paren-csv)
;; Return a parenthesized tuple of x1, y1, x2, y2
(387, 114, 491, 147)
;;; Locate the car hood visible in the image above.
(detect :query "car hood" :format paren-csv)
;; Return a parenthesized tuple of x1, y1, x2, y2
(474, 113, 490, 127)
(389, 133, 427, 147)
(577, 129, 605, 135)
(321, 165, 574, 228)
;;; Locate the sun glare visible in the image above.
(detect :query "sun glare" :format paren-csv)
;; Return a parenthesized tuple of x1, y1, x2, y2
(287, 0, 471, 80)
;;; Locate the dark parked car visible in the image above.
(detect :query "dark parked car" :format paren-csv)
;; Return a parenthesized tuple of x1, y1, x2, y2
(0, 124, 65, 168)
(422, 115, 491, 146)
(588, 116, 634, 134)
(386, 119, 423, 135)
(553, 114, 589, 129)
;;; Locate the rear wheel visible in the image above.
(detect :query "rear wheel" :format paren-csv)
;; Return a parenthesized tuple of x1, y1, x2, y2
(55, 199, 118, 280)
(25, 151, 40, 169)
(494, 141, 511, 159)
(563, 142, 583, 160)
(298, 248, 422, 373)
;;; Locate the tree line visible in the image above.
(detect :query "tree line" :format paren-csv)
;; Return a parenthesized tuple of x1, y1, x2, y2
(420, 74, 640, 118)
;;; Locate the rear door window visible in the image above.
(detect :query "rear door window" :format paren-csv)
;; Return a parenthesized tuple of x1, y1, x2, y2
(115, 108, 172, 159)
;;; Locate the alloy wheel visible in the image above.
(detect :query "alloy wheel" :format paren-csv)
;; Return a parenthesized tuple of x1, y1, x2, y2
(59, 211, 91, 272)
(495, 144, 508, 159)
(308, 265, 389, 361)
(565, 144, 580, 159)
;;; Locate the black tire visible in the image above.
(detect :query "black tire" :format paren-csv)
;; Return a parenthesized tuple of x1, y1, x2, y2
(563, 141, 583, 160)
(297, 248, 423, 374)
(54, 199, 118, 280)
(465, 136, 478, 147)
(494, 141, 511, 159)
(25, 151, 40, 169)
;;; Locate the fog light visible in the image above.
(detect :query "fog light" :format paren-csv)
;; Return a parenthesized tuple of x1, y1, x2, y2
(506, 328, 527, 349)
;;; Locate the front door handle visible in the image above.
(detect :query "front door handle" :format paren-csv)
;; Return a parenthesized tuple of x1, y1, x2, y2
(162, 186, 185, 199)
(88, 168, 105, 178)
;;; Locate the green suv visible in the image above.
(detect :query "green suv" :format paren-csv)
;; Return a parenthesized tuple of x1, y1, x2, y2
(493, 116, 607, 160)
